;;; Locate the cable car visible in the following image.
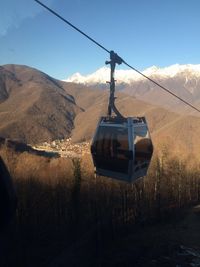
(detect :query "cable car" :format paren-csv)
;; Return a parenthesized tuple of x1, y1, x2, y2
(91, 116, 153, 182)
(91, 51, 153, 182)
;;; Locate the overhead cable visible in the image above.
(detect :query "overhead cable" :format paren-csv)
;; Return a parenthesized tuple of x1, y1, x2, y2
(123, 60, 200, 113)
(34, 0, 200, 114)
(34, 0, 109, 53)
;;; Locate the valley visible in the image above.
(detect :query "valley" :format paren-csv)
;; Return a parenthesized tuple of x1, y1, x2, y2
(1, 63, 200, 267)
(1, 63, 200, 160)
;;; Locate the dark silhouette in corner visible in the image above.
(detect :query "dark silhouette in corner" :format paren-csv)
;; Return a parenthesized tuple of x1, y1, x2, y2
(0, 156, 17, 265)
(0, 156, 17, 230)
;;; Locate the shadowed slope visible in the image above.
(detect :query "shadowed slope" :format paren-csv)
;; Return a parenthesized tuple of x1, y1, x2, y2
(0, 65, 82, 144)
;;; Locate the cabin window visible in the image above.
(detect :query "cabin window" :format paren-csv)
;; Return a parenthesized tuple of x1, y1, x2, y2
(134, 126, 153, 168)
(92, 126, 130, 173)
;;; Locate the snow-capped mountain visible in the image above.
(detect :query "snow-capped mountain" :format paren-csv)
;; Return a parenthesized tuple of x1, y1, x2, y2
(65, 64, 200, 85)
(65, 64, 200, 114)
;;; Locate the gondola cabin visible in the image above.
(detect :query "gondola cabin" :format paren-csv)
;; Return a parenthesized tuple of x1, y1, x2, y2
(91, 116, 153, 182)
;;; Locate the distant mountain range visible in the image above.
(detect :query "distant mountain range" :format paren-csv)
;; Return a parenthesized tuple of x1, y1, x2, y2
(66, 64, 200, 114)
(1, 63, 200, 158)
(66, 64, 200, 85)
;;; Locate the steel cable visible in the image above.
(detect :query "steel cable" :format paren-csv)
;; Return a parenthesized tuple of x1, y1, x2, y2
(34, 0, 200, 114)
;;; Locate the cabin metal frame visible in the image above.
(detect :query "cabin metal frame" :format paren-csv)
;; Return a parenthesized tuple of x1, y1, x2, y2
(91, 116, 153, 182)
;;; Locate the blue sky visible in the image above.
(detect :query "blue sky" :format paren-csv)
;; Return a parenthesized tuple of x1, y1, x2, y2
(1, 0, 200, 79)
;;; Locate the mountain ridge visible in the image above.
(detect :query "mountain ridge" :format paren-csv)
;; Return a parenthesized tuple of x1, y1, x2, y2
(0, 64, 82, 144)
(65, 64, 200, 85)
(65, 64, 200, 116)
(1, 64, 200, 159)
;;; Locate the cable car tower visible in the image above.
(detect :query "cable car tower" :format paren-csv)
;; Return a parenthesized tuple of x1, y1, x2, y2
(91, 51, 153, 182)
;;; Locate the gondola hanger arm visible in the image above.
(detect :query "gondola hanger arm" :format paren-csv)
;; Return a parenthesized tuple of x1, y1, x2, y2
(106, 51, 124, 118)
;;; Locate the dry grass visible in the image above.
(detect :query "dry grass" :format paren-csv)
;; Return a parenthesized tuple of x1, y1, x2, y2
(1, 142, 200, 266)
